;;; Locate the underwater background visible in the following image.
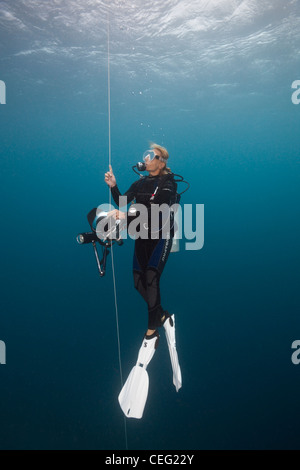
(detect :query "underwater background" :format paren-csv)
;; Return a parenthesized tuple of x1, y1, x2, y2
(0, 0, 299, 450)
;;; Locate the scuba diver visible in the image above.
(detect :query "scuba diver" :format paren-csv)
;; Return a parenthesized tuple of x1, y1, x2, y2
(104, 143, 182, 419)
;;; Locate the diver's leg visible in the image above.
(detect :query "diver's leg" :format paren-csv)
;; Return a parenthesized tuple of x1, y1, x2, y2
(132, 239, 148, 303)
(145, 237, 173, 334)
(133, 270, 147, 303)
(145, 237, 182, 393)
(133, 238, 172, 335)
(145, 268, 164, 335)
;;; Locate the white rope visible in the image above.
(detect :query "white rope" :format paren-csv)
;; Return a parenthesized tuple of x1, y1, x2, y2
(107, 9, 128, 451)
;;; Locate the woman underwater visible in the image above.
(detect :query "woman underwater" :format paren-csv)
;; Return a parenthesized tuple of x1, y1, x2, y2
(104, 143, 182, 418)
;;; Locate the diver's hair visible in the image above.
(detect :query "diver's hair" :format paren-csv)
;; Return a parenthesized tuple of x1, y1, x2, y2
(150, 142, 172, 175)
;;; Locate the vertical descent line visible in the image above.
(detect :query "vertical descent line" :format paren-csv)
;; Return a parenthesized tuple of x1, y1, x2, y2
(107, 10, 111, 169)
(107, 8, 128, 451)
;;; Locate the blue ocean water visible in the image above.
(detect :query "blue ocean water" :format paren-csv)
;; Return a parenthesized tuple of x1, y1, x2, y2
(0, 0, 299, 450)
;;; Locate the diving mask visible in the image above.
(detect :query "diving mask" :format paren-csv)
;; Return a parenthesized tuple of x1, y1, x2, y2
(143, 150, 167, 164)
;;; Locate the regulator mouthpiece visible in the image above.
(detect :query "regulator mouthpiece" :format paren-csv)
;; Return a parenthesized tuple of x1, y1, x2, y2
(136, 161, 146, 171)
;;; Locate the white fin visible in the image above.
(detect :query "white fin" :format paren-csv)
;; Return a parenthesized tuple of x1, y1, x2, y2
(164, 315, 182, 392)
(118, 334, 158, 419)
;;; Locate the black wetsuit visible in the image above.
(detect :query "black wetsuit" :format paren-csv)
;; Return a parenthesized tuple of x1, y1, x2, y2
(111, 174, 177, 329)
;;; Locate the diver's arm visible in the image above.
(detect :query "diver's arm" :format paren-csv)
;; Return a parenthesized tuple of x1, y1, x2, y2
(105, 164, 138, 207)
(110, 185, 124, 207)
(111, 180, 139, 207)
(104, 165, 117, 187)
